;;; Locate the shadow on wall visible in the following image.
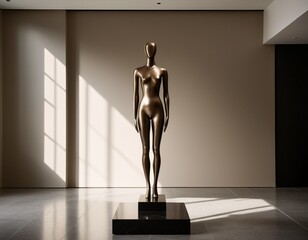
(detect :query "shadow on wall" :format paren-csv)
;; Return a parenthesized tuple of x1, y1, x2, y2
(3, 11, 275, 188)
(2, 11, 67, 187)
(66, 11, 275, 188)
(44, 46, 143, 187)
(69, 14, 174, 187)
(73, 39, 171, 187)
(44, 46, 148, 188)
(77, 76, 144, 187)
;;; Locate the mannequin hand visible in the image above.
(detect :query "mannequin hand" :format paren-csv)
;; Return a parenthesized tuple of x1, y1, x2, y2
(134, 119, 139, 133)
(164, 117, 169, 132)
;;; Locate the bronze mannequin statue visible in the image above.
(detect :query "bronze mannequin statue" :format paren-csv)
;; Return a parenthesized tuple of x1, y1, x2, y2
(133, 43, 169, 199)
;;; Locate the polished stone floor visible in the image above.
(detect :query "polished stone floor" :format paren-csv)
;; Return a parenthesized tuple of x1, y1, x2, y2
(0, 188, 308, 240)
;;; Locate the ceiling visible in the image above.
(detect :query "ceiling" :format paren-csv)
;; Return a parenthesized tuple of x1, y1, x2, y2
(0, 0, 274, 10)
(1, 0, 307, 44)
(266, 10, 308, 44)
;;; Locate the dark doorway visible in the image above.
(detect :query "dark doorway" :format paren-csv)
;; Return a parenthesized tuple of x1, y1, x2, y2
(276, 45, 308, 187)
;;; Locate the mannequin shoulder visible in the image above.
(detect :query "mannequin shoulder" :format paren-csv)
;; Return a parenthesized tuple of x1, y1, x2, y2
(152, 66, 167, 74)
(160, 67, 168, 76)
(134, 66, 147, 75)
(161, 67, 167, 73)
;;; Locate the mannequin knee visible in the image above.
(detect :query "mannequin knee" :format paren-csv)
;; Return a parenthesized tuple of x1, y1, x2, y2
(142, 146, 149, 155)
(153, 146, 160, 156)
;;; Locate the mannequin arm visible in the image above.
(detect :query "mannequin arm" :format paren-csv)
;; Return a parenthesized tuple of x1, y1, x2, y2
(162, 70, 169, 132)
(133, 69, 140, 132)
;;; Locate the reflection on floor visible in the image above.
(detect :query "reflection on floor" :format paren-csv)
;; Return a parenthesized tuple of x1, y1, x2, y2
(0, 188, 308, 240)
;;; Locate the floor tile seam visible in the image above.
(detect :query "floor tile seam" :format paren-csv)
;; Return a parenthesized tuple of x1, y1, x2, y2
(275, 207, 308, 232)
(60, 216, 91, 240)
(59, 199, 104, 240)
(228, 188, 240, 198)
(247, 187, 283, 208)
(247, 188, 261, 197)
(7, 211, 43, 240)
(189, 222, 216, 240)
(57, 210, 90, 240)
(8, 198, 97, 240)
(245, 187, 260, 197)
(248, 188, 308, 232)
(251, 199, 308, 236)
(246, 187, 266, 200)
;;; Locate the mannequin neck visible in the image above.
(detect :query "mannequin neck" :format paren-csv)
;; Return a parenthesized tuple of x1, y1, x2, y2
(146, 58, 155, 67)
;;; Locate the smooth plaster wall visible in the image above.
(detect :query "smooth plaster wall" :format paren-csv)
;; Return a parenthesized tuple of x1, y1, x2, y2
(2, 11, 275, 187)
(69, 11, 275, 187)
(3, 11, 66, 187)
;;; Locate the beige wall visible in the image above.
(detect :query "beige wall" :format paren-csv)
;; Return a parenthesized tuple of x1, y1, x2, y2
(2, 10, 275, 187)
(3, 11, 66, 187)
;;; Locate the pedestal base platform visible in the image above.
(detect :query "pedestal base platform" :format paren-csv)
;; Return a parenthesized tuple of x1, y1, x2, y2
(138, 194, 166, 213)
(113, 202, 190, 235)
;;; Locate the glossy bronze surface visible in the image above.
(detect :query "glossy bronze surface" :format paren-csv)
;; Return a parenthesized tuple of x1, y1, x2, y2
(133, 42, 169, 199)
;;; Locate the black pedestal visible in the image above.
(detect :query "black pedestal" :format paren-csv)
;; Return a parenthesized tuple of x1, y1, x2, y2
(112, 195, 190, 235)
(138, 194, 166, 213)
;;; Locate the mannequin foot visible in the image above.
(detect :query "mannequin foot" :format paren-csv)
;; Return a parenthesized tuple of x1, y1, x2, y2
(145, 186, 151, 199)
(152, 186, 158, 198)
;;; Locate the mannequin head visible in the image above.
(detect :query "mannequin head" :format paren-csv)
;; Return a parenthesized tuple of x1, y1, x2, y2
(145, 42, 157, 58)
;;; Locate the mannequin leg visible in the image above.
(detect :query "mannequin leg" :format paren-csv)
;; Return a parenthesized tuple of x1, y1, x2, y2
(152, 113, 164, 198)
(139, 111, 151, 198)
